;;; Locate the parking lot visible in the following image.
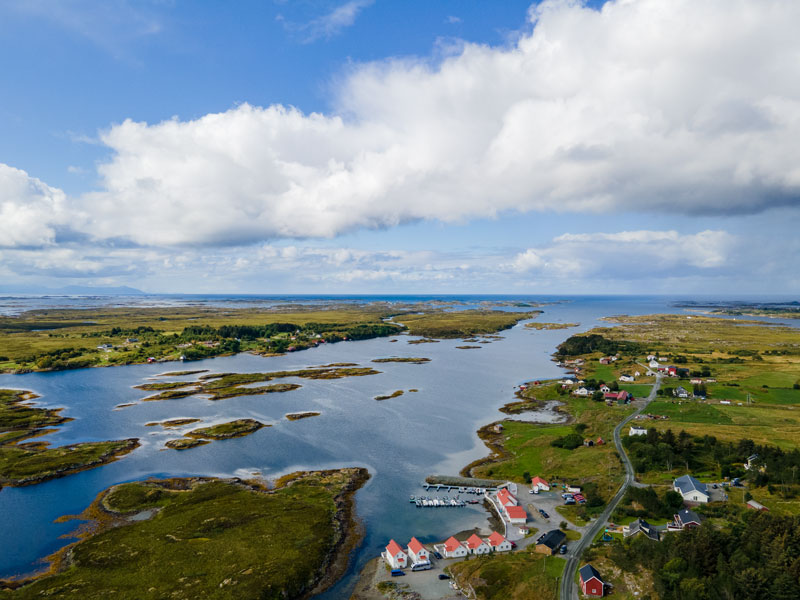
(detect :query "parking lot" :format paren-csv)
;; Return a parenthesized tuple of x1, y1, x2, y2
(367, 555, 465, 600)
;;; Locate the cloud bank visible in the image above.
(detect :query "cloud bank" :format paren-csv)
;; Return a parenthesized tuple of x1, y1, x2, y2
(68, 0, 800, 248)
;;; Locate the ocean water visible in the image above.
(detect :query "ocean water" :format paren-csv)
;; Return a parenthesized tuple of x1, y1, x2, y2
(0, 295, 796, 597)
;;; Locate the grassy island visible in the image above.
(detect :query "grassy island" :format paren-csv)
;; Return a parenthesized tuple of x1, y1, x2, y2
(374, 390, 404, 401)
(164, 419, 268, 450)
(187, 419, 266, 440)
(164, 438, 209, 450)
(0, 389, 140, 487)
(395, 310, 537, 338)
(135, 366, 379, 403)
(286, 412, 321, 421)
(525, 322, 579, 330)
(145, 418, 202, 428)
(371, 357, 430, 364)
(1, 468, 370, 599)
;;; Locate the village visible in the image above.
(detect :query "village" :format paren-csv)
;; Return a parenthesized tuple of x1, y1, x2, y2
(371, 478, 614, 599)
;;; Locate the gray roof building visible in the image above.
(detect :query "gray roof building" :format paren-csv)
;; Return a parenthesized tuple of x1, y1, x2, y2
(673, 474, 709, 502)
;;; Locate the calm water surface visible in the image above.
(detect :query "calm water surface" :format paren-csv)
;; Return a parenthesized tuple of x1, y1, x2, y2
(0, 296, 796, 597)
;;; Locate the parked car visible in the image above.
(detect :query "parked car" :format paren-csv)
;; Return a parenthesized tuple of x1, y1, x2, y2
(433, 551, 443, 560)
(510, 540, 517, 548)
(560, 544, 567, 554)
(438, 574, 451, 580)
(391, 570, 405, 577)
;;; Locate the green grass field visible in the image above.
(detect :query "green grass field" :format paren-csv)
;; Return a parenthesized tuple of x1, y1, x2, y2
(449, 550, 563, 600)
(471, 391, 633, 500)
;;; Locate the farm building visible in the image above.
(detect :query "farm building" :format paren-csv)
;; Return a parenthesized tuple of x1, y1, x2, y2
(579, 564, 605, 597)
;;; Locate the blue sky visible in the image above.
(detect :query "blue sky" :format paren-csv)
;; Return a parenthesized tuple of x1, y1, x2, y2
(0, 0, 798, 294)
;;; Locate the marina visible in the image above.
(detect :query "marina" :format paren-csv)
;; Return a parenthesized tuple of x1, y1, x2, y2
(410, 483, 496, 507)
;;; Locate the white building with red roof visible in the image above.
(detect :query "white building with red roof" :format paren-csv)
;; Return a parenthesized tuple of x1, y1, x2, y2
(463, 533, 491, 555)
(530, 476, 550, 491)
(384, 539, 408, 570)
(486, 531, 512, 552)
(406, 537, 430, 564)
(496, 487, 518, 507)
(442, 535, 468, 558)
(504, 504, 527, 525)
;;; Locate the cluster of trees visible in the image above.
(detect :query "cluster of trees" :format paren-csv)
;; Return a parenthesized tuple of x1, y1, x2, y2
(623, 430, 800, 490)
(623, 429, 705, 474)
(614, 486, 685, 521)
(551, 424, 588, 450)
(555, 334, 642, 358)
(609, 512, 800, 600)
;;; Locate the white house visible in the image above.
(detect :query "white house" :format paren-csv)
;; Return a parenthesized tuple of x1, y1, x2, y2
(406, 537, 429, 565)
(649, 359, 659, 369)
(463, 533, 491, 555)
(600, 384, 611, 393)
(496, 487, 518, 507)
(574, 387, 591, 397)
(504, 504, 527, 525)
(530, 476, 550, 491)
(673, 474, 709, 503)
(486, 531, 513, 552)
(443, 536, 468, 558)
(384, 539, 408, 569)
(629, 426, 648, 436)
(619, 374, 635, 382)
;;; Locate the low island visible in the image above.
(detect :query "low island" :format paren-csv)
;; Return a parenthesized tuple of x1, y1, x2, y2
(0, 389, 140, 487)
(0, 468, 370, 599)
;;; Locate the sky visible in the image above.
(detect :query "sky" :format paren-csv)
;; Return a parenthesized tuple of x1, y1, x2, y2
(0, 0, 798, 295)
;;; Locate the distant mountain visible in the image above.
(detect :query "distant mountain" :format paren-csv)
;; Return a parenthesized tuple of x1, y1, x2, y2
(0, 284, 146, 296)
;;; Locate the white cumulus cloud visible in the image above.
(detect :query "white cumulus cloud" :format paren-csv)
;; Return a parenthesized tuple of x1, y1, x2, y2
(508, 229, 737, 278)
(0, 164, 71, 248)
(77, 0, 800, 248)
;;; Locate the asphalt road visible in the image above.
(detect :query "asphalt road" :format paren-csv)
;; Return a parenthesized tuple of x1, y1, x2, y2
(559, 375, 662, 600)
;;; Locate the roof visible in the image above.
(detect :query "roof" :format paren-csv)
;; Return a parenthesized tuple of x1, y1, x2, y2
(444, 536, 461, 552)
(487, 531, 507, 547)
(386, 539, 405, 556)
(497, 488, 515, 505)
(747, 500, 768, 510)
(677, 509, 701, 525)
(531, 476, 549, 486)
(579, 564, 603, 583)
(465, 533, 485, 549)
(628, 518, 660, 541)
(408, 537, 425, 554)
(538, 529, 566, 550)
(674, 474, 708, 497)
(505, 505, 527, 519)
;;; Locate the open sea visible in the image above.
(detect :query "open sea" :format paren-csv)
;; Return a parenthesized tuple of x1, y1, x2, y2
(0, 294, 797, 597)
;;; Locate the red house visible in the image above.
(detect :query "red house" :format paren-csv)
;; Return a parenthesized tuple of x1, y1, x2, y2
(579, 564, 605, 597)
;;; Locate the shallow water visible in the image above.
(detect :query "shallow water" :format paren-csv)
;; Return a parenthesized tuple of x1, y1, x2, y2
(0, 295, 796, 598)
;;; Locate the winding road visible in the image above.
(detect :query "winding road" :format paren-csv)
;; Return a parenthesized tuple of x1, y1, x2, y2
(559, 375, 662, 600)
